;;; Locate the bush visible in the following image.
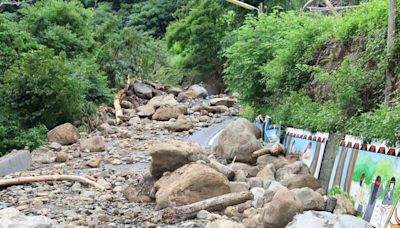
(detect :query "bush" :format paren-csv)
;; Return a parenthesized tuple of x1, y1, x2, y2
(0, 48, 85, 128)
(0, 109, 47, 155)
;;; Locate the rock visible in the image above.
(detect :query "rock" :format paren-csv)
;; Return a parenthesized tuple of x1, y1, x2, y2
(257, 154, 289, 170)
(316, 188, 326, 196)
(185, 84, 208, 99)
(132, 82, 153, 99)
(248, 177, 265, 189)
(261, 189, 304, 228)
(250, 187, 265, 208)
(229, 182, 249, 193)
(202, 105, 229, 114)
(280, 174, 321, 191)
(86, 157, 102, 168)
(231, 163, 259, 177)
(197, 210, 211, 220)
(152, 105, 188, 121)
(263, 190, 275, 204)
(209, 160, 235, 180)
(147, 94, 178, 109)
(325, 196, 337, 213)
(150, 140, 203, 178)
(80, 136, 105, 152)
(291, 187, 325, 211)
(216, 118, 262, 163)
(48, 142, 62, 151)
(334, 195, 356, 215)
(205, 219, 245, 228)
(210, 97, 236, 107)
(55, 152, 68, 163)
(276, 161, 311, 181)
(267, 181, 287, 193)
(286, 211, 372, 228)
(154, 163, 230, 210)
(168, 87, 183, 96)
(0, 207, 56, 227)
(97, 179, 112, 189)
(47, 123, 79, 145)
(121, 100, 133, 109)
(0, 150, 32, 176)
(242, 218, 258, 228)
(234, 170, 247, 182)
(167, 115, 193, 132)
(122, 186, 152, 203)
(256, 164, 275, 181)
(137, 105, 155, 118)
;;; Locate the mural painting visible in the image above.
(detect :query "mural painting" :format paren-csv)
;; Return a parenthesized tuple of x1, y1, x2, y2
(284, 128, 329, 178)
(328, 136, 400, 228)
(254, 114, 281, 144)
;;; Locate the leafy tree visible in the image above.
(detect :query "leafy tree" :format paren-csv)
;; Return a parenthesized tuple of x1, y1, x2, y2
(165, 0, 226, 81)
(119, 0, 188, 37)
(0, 14, 38, 75)
(20, 0, 96, 58)
(0, 48, 85, 128)
(96, 27, 162, 86)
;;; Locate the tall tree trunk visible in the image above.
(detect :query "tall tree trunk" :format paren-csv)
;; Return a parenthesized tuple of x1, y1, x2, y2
(386, 0, 396, 104)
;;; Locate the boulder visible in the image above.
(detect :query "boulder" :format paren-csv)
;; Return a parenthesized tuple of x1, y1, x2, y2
(216, 118, 262, 163)
(334, 195, 356, 215)
(261, 189, 304, 228)
(229, 182, 249, 193)
(256, 164, 275, 181)
(121, 100, 133, 109)
(251, 187, 265, 208)
(80, 136, 106, 152)
(49, 142, 62, 151)
(152, 105, 188, 121)
(154, 163, 230, 210)
(167, 115, 193, 132)
(209, 160, 235, 180)
(122, 186, 152, 203)
(280, 174, 321, 191)
(149, 140, 203, 178)
(86, 157, 102, 168)
(325, 197, 337, 213)
(210, 97, 236, 107)
(185, 84, 208, 99)
(147, 94, 179, 109)
(276, 161, 311, 181)
(231, 163, 259, 177)
(137, 105, 155, 118)
(168, 87, 183, 96)
(55, 152, 68, 163)
(0, 207, 56, 227)
(286, 211, 372, 228)
(132, 82, 153, 99)
(205, 219, 245, 228)
(266, 181, 287, 193)
(203, 105, 229, 114)
(291, 187, 325, 211)
(47, 123, 79, 145)
(257, 154, 289, 170)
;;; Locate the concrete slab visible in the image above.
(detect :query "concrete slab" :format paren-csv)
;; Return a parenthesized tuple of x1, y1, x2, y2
(0, 150, 32, 176)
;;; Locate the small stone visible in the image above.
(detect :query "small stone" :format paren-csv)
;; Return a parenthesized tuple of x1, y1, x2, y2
(49, 142, 62, 151)
(97, 179, 112, 189)
(86, 157, 102, 168)
(197, 210, 211, 219)
(55, 152, 68, 163)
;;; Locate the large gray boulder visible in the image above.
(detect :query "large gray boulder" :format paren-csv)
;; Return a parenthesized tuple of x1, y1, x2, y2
(280, 174, 321, 191)
(152, 104, 188, 121)
(167, 115, 193, 132)
(185, 84, 208, 99)
(286, 211, 372, 228)
(137, 105, 155, 118)
(291, 187, 325, 211)
(210, 97, 236, 107)
(147, 94, 178, 109)
(149, 140, 203, 178)
(0, 207, 56, 227)
(132, 82, 153, 99)
(257, 154, 289, 170)
(154, 163, 230, 210)
(47, 123, 79, 145)
(216, 118, 262, 164)
(261, 189, 304, 228)
(276, 161, 311, 181)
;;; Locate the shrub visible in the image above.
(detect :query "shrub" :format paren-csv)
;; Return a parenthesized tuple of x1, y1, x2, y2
(0, 48, 85, 128)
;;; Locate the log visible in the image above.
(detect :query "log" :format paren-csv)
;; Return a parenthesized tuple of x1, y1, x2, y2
(0, 175, 105, 191)
(161, 191, 254, 223)
(253, 144, 285, 157)
(114, 75, 131, 125)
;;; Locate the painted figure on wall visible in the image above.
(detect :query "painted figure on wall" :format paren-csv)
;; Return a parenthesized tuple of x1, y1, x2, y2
(355, 173, 367, 215)
(309, 139, 322, 175)
(378, 177, 396, 227)
(302, 142, 312, 161)
(364, 176, 385, 222)
(291, 140, 296, 154)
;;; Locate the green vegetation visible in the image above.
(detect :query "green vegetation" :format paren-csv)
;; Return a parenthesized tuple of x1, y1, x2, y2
(329, 186, 356, 205)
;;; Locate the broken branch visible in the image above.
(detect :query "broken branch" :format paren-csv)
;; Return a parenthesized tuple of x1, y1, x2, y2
(114, 75, 131, 125)
(161, 191, 253, 223)
(0, 175, 105, 191)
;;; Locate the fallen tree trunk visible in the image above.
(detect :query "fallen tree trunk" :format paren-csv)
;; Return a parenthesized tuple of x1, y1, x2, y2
(0, 175, 105, 191)
(114, 75, 131, 125)
(253, 144, 285, 157)
(161, 191, 253, 223)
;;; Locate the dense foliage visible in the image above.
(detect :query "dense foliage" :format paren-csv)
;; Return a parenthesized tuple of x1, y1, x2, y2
(225, 1, 400, 145)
